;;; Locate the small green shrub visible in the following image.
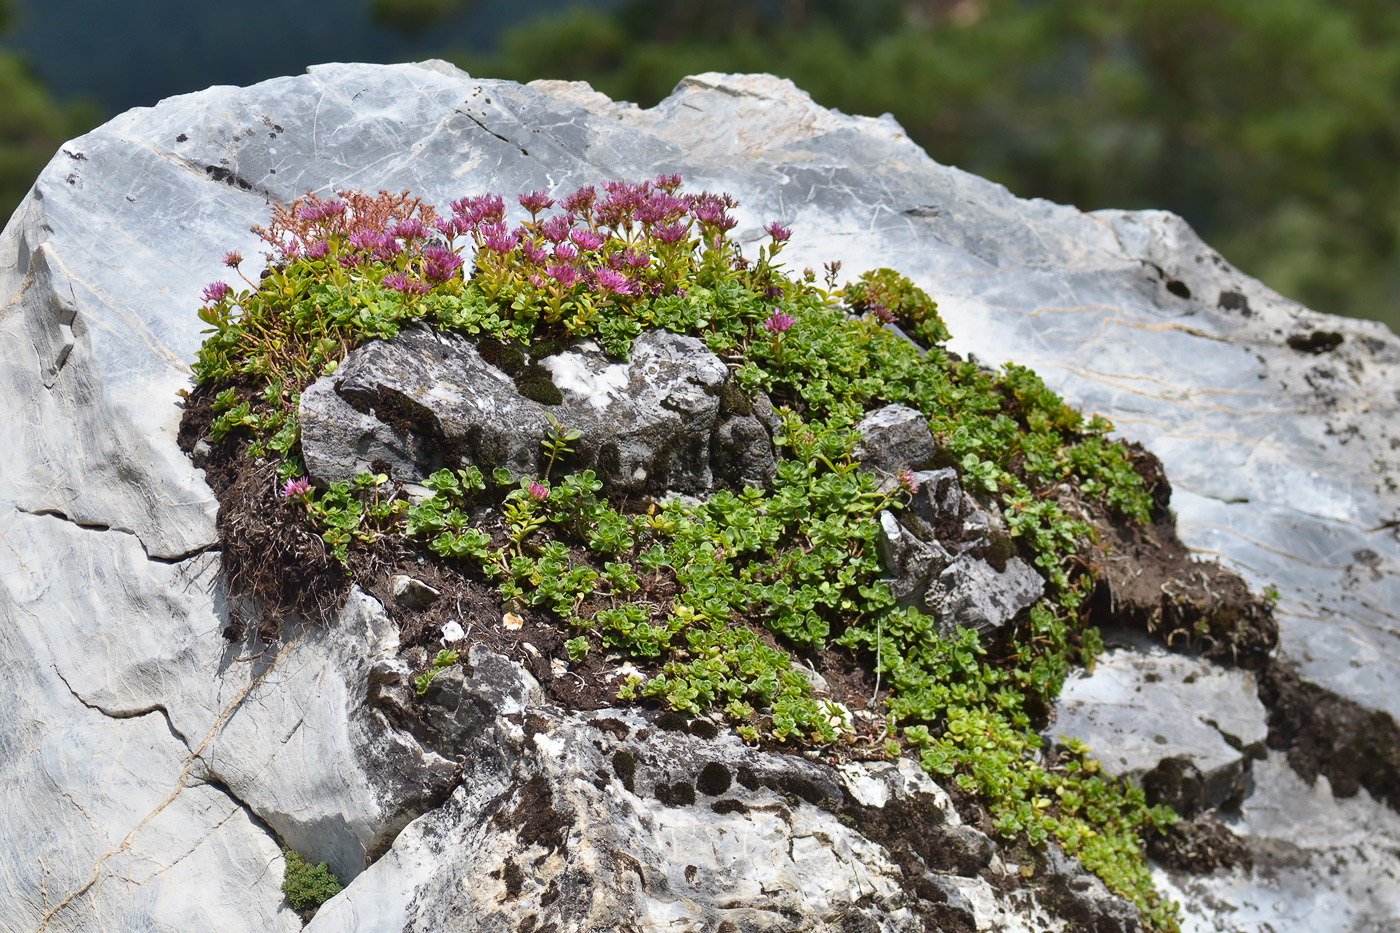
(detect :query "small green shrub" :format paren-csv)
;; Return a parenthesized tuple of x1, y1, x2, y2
(281, 850, 342, 911)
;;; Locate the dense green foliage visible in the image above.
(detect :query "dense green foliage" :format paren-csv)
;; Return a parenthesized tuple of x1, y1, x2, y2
(281, 850, 342, 911)
(192, 180, 1176, 927)
(435, 0, 1400, 331)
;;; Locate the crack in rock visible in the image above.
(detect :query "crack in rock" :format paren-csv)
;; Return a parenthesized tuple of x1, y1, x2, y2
(15, 504, 218, 564)
(51, 664, 192, 749)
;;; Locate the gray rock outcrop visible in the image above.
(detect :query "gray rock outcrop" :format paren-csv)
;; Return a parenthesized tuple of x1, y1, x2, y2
(1048, 636, 1269, 815)
(300, 325, 772, 493)
(852, 404, 939, 480)
(1, 60, 1398, 933)
(877, 466, 1043, 637)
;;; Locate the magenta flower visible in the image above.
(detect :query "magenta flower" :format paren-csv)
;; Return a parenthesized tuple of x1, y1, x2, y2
(762, 310, 795, 334)
(202, 281, 232, 303)
(561, 186, 596, 215)
(527, 481, 549, 501)
(620, 247, 650, 270)
(547, 263, 582, 287)
(654, 172, 683, 192)
(436, 215, 469, 239)
(450, 193, 504, 228)
(221, 250, 242, 267)
(348, 230, 377, 252)
(540, 215, 572, 243)
(518, 190, 555, 214)
(635, 193, 687, 225)
(282, 476, 312, 498)
(593, 267, 635, 296)
(483, 228, 520, 254)
(896, 469, 921, 495)
(477, 194, 505, 224)
(596, 183, 644, 228)
(521, 242, 549, 264)
(870, 304, 895, 325)
(690, 192, 738, 231)
(294, 200, 344, 222)
(653, 221, 689, 245)
(764, 221, 791, 243)
(388, 218, 429, 240)
(421, 246, 464, 282)
(569, 228, 605, 251)
(384, 273, 430, 296)
(371, 236, 403, 263)
(305, 240, 330, 260)
(554, 242, 579, 262)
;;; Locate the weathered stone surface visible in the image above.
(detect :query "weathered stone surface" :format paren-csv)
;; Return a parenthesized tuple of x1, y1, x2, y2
(878, 467, 1043, 636)
(390, 574, 440, 611)
(1, 60, 1397, 932)
(929, 553, 1045, 638)
(1048, 638, 1269, 814)
(1156, 754, 1400, 933)
(301, 325, 758, 493)
(853, 403, 939, 479)
(311, 647, 1097, 933)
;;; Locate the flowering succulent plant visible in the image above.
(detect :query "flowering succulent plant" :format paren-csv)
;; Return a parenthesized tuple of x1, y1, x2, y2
(188, 175, 1176, 931)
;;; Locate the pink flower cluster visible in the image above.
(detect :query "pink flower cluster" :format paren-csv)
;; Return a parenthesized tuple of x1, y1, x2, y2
(763, 310, 795, 334)
(281, 476, 312, 498)
(257, 190, 457, 297)
(431, 176, 713, 301)
(251, 178, 796, 311)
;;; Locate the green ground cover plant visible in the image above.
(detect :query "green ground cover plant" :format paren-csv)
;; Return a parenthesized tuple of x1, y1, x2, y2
(189, 177, 1177, 928)
(281, 849, 342, 912)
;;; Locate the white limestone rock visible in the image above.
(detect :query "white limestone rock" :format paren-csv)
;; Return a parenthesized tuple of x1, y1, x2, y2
(0, 59, 1397, 933)
(1049, 638, 1269, 814)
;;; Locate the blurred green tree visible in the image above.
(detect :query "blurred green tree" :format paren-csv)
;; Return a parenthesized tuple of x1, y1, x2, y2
(370, 0, 476, 36)
(432, 0, 1400, 329)
(0, 0, 100, 226)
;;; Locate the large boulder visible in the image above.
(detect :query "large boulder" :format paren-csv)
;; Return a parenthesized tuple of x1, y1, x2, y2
(1, 61, 1398, 933)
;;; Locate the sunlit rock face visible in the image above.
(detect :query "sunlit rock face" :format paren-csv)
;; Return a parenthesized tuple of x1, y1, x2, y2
(1, 61, 1398, 932)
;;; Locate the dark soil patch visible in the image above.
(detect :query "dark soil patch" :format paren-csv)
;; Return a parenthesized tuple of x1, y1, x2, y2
(1147, 811, 1252, 874)
(695, 762, 733, 796)
(839, 791, 991, 877)
(180, 381, 352, 639)
(1079, 445, 1277, 667)
(1258, 662, 1400, 808)
(654, 780, 697, 807)
(611, 750, 637, 792)
(493, 775, 569, 855)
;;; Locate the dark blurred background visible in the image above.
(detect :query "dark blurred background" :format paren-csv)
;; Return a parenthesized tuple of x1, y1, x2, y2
(2, 0, 1397, 331)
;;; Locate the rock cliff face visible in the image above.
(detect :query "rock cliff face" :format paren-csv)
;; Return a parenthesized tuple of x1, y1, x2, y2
(2, 62, 1399, 932)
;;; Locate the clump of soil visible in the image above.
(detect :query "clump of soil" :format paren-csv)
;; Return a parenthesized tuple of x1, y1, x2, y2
(180, 382, 349, 640)
(1258, 662, 1400, 809)
(1147, 811, 1253, 874)
(1080, 444, 1277, 667)
(217, 459, 349, 640)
